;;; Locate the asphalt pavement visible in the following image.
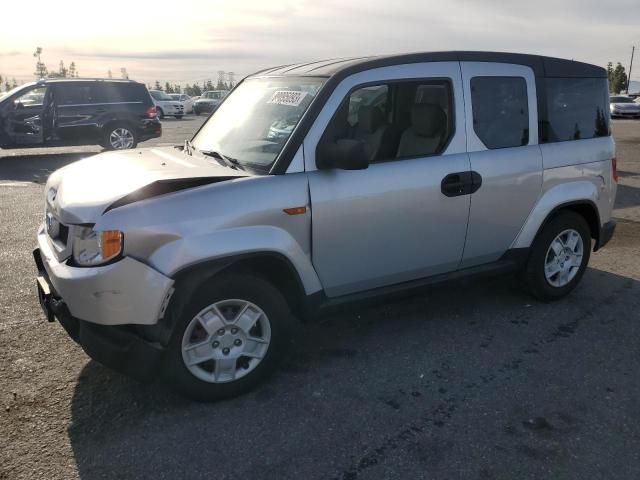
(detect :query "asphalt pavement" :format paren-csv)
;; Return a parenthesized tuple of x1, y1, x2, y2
(0, 118, 639, 480)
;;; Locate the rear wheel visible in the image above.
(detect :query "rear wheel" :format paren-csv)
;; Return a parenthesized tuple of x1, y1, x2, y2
(165, 274, 294, 401)
(175, 115, 183, 120)
(102, 124, 137, 150)
(522, 211, 591, 300)
(157, 107, 164, 119)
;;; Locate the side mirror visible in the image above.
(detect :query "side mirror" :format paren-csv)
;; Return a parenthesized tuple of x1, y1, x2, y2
(316, 139, 370, 170)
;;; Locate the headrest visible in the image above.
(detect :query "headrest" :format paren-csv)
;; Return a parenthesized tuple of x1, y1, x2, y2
(411, 104, 446, 137)
(357, 106, 385, 134)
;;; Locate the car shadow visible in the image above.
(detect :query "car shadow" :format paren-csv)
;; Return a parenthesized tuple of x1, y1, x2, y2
(0, 152, 96, 184)
(66, 264, 640, 479)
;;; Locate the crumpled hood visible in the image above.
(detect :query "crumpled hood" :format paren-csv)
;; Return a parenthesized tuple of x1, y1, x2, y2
(46, 146, 247, 224)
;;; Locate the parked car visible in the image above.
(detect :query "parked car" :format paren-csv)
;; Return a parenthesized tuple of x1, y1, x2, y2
(609, 95, 640, 118)
(149, 90, 184, 119)
(193, 90, 227, 115)
(170, 93, 194, 113)
(0, 79, 160, 150)
(35, 52, 617, 401)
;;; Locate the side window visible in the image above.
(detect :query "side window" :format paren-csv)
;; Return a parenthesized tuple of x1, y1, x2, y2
(542, 78, 609, 142)
(15, 87, 48, 107)
(470, 76, 529, 149)
(54, 84, 94, 105)
(320, 80, 454, 163)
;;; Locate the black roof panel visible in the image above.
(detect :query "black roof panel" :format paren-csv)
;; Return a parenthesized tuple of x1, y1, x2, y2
(251, 51, 605, 79)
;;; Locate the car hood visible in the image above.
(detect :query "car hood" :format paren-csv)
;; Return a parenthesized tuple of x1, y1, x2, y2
(46, 146, 248, 224)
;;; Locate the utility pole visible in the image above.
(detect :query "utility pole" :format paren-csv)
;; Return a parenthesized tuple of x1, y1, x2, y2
(627, 46, 635, 93)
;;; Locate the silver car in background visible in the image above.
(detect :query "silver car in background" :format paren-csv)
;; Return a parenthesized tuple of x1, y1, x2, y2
(609, 95, 640, 118)
(34, 52, 617, 401)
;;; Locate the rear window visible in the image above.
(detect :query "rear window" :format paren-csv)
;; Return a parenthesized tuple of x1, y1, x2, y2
(542, 78, 609, 142)
(470, 76, 529, 149)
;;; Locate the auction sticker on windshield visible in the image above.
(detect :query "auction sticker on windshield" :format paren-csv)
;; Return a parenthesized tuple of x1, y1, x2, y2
(268, 90, 308, 107)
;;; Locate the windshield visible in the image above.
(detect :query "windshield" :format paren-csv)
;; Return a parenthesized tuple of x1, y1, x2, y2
(0, 83, 34, 103)
(169, 94, 181, 100)
(610, 96, 635, 103)
(150, 90, 173, 101)
(192, 77, 325, 171)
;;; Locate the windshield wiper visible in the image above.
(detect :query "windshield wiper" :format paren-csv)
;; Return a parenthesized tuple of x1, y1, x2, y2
(183, 139, 194, 156)
(199, 150, 245, 171)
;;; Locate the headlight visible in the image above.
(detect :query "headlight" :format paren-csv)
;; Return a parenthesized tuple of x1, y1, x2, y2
(72, 227, 123, 266)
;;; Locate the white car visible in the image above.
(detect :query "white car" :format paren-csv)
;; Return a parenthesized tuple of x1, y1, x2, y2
(609, 95, 640, 118)
(170, 93, 194, 114)
(149, 90, 184, 119)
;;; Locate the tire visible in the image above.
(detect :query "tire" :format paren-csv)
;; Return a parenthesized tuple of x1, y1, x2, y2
(157, 107, 164, 119)
(102, 123, 138, 150)
(175, 115, 183, 120)
(522, 211, 591, 301)
(164, 273, 294, 401)
(194, 109, 200, 116)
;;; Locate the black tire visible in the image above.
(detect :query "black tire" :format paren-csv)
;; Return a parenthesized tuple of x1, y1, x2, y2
(157, 107, 164, 119)
(101, 123, 138, 150)
(522, 211, 591, 301)
(175, 115, 183, 120)
(164, 273, 294, 401)
(194, 109, 200, 116)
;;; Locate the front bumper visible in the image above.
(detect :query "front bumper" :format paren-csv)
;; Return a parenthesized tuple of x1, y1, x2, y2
(36, 226, 174, 325)
(595, 220, 616, 251)
(34, 248, 166, 381)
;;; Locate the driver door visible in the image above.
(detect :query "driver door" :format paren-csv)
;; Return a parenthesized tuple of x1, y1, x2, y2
(10, 86, 49, 145)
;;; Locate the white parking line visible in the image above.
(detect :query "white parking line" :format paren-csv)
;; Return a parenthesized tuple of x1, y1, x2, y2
(0, 181, 32, 187)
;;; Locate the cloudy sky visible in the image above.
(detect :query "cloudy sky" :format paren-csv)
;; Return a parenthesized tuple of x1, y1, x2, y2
(0, 0, 638, 86)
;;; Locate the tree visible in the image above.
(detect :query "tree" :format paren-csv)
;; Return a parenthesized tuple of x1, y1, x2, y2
(69, 62, 77, 78)
(11, 78, 17, 89)
(164, 82, 174, 93)
(33, 47, 48, 78)
(120, 67, 129, 80)
(226, 72, 235, 89)
(5, 80, 10, 92)
(154, 80, 162, 91)
(607, 62, 628, 94)
(205, 79, 214, 91)
(107, 69, 113, 78)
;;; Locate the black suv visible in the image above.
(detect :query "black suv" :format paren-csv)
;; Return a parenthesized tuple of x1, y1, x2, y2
(0, 79, 161, 150)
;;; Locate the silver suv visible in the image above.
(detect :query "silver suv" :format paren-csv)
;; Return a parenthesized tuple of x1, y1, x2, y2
(34, 52, 617, 400)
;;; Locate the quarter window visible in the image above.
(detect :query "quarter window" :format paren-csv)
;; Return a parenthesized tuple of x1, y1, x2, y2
(542, 78, 609, 142)
(470, 76, 529, 149)
(321, 80, 454, 163)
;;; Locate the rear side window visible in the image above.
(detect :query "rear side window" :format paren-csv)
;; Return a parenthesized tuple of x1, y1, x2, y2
(470, 76, 529, 149)
(542, 78, 610, 142)
(55, 84, 95, 105)
(96, 83, 148, 103)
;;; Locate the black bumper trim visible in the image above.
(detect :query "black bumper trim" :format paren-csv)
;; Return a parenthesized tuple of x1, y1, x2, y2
(596, 220, 616, 251)
(33, 248, 165, 382)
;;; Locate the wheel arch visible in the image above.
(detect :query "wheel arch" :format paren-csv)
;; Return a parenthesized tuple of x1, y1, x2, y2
(139, 252, 311, 347)
(512, 180, 602, 251)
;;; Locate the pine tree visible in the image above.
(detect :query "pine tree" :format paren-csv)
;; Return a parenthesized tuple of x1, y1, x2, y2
(69, 62, 77, 78)
(59, 60, 68, 78)
(33, 47, 47, 78)
(154, 80, 162, 91)
(607, 62, 628, 94)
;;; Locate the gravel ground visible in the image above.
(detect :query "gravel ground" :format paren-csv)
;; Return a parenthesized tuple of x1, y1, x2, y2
(0, 120, 639, 480)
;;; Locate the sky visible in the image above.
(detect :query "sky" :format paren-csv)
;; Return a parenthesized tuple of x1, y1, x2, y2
(0, 0, 638, 87)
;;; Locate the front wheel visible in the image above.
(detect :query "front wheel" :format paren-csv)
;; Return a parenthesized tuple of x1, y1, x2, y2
(522, 211, 591, 300)
(164, 274, 294, 401)
(102, 124, 138, 150)
(175, 115, 183, 120)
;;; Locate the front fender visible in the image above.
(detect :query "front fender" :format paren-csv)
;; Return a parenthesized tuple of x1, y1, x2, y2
(511, 179, 600, 249)
(147, 225, 323, 295)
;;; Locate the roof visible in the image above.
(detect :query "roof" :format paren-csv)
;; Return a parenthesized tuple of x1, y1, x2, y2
(253, 51, 606, 79)
(37, 78, 140, 84)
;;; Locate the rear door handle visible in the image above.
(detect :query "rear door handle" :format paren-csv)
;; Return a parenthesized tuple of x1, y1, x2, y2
(441, 171, 482, 197)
